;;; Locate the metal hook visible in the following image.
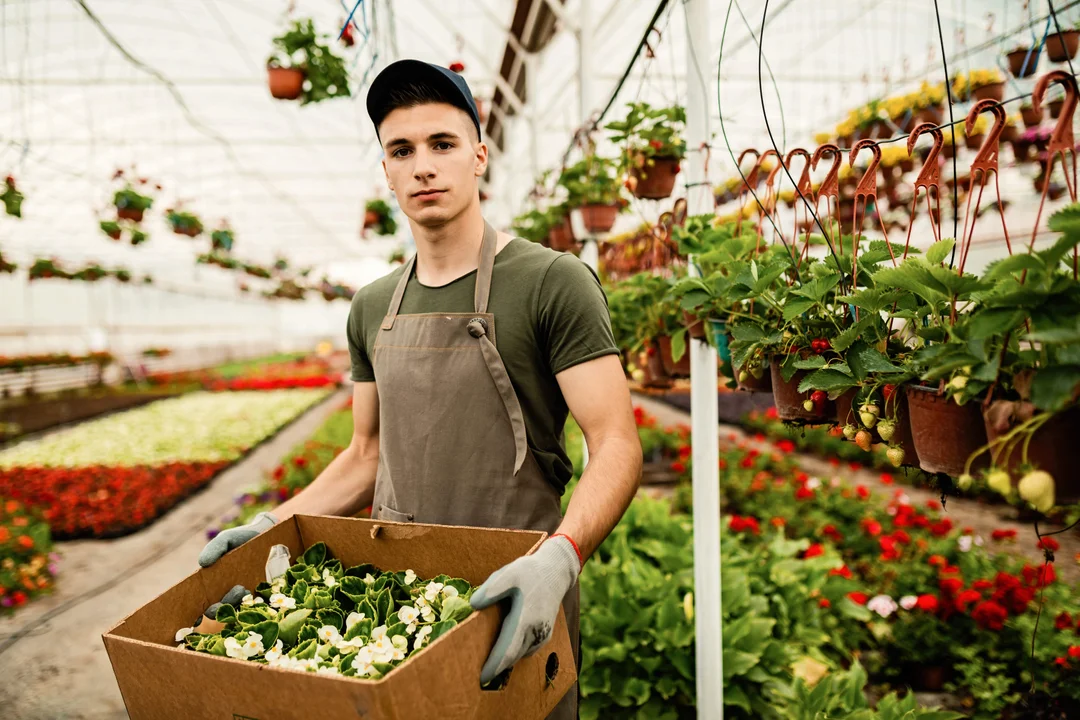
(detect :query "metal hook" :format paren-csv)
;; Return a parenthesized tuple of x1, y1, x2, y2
(847, 139, 882, 204)
(785, 148, 813, 203)
(671, 197, 688, 227)
(811, 143, 842, 201)
(1032, 70, 1078, 174)
(907, 122, 945, 196)
(737, 148, 762, 191)
(965, 99, 1007, 181)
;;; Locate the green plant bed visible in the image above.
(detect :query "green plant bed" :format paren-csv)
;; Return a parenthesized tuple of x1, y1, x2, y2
(213, 352, 310, 379)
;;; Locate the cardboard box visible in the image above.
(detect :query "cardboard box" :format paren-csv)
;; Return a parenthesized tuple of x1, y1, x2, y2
(103, 515, 575, 719)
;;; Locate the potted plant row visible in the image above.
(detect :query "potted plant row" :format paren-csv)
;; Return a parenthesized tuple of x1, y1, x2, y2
(558, 153, 627, 234)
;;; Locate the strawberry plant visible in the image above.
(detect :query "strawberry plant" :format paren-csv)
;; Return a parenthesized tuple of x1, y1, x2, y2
(268, 19, 351, 105)
(2, 175, 23, 218)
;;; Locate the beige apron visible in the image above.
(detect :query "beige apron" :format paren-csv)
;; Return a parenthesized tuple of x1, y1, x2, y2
(371, 221, 579, 719)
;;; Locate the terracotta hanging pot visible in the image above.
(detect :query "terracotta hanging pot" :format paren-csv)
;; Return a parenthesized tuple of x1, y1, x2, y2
(983, 404, 1080, 504)
(683, 311, 706, 339)
(1049, 98, 1064, 119)
(770, 361, 833, 422)
(117, 207, 144, 223)
(965, 133, 985, 151)
(547, 218, 575, 251)
(1012, 138, 1034, 163)
(1007, 48, 1040, 78)
(940, 142, 955, 159)
(1021, 104, 1044, 128)
(363, 210, 379, 229)
(641, 345, 673, 389)
(630, 156, 681, 200)
(916, 105, 944, 126)
(1001, 124, 1018, 143)
(579, 204, 618, 234)
(899, 157, 915, 173)
(657, 335, 690, 378)
(905, 385, 989, 477)
(267, 66, 305, 100)
(734, 357, 772, 392)
(972, 82, 1005, 102)
(1046, 29, 1080, 63)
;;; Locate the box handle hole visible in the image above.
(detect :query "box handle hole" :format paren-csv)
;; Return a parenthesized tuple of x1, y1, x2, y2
(545, 652, 559, 684)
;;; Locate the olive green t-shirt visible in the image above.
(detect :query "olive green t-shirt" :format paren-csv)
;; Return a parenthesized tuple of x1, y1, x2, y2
(346, 238, 618, 493)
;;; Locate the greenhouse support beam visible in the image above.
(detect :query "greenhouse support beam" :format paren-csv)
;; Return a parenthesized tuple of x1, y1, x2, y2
(684, 0, 722, 717)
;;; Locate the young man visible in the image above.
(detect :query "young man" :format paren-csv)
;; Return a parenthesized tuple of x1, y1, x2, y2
(199, 59, 641, 718)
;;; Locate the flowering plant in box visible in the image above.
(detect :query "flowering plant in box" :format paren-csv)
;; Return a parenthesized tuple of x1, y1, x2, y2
(178, 542, 475, 679)
(0, 498, 57, 613)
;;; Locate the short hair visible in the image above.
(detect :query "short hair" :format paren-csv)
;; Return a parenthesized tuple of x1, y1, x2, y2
(381, 82, 479, 142)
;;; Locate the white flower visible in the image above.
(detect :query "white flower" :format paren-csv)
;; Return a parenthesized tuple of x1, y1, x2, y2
(225, 632, 264, 659)
(390, 646, 406, 662)
(269, 593, 296, 611)
(406, 622, 417, 635)
(419, 604, 435, 622)
(316, 665, 340, 676)
(442, 585, 459, 599)
(897, 493, 911, 505)
(867, 594, 898, 618)
(242, 633, 265, 657)
(354, 662, 374, 677)
(363, 573, 376, 585)
(974, 535, 984, 546)
(900, 595, 918, 610)
(397, 606, 420, 625)
(404, 569, 417, 585)
(958, 535, 974, 553)
(372, 650, 394, 665)
(317, 626, 342, 645)
(271, 577, 287, 593)
(352, 646, 374, 666)
(424, 582, 444, 601)
(322, 569, 338, 588)
(345, 612, 366, 630)
(371, 632, 393, 655)
(264, 640, 284, 664)
(174, 627, 194, 643)
(371, 625, 387, 641)
(414, 625, 433, 650)
(241, 594, 264, 607)
(806, 477, 822, 490)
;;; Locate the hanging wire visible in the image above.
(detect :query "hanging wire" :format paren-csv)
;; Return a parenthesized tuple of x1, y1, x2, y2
(717, 0, 801, 282)
(931, 0, 962, 267)
(1048, 0, 1078, 79)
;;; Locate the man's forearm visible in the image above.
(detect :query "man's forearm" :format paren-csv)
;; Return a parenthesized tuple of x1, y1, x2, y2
(270, 443, 378, 522)
(556, 434, 642, 562)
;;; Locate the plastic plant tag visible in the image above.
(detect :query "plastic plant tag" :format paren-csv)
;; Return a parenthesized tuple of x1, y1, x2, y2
(265, 544, 292, 583)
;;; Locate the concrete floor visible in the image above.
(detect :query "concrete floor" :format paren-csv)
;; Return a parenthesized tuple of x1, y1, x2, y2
(0, 388, 349, 720)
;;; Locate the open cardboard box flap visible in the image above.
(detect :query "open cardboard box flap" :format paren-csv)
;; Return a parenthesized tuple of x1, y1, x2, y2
(103, 515, 575, 719)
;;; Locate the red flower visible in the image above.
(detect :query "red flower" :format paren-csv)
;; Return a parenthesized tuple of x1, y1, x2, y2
(1038, 537, 1060, 552)
(891, 529, 911, 544)
(293, 457, 308, 469)
(972, 579, 993, 591)
(830, 565, 853, 579)
(775, 439, 795, 454)
(879, 536, 902, 561)
(819, 598, 831, 608)
(670, 461, 687, 474)
(926, 499, 941, 511)
(848, 462, 861, 471)
(277, 487, 290, 502)
(861, 519, 883, 537)
(803, 543, 825, 559)
(928, 555, 946, 567)
(728, 515, 760, 535)
(1056, 612, 1074, 630)
(1069, 646, 1080, 659)
(955, 589, 982, 611)
(972, 600, 1008, 631)
(795, 486, 815, 501)
(272, 466, 285, 481)
(633, 407, 646, 426)
(16, 535, 33, 549)
(12, 591, 26, 606)
(847, 592, 868, 605)
(1022, 563, 1057, 588)
(795, 471, 809, 484)
(940, 577, 963, 597)
(822, 524, 843, 542)
(929, 518, 954, 537)
(765, 407, 778, 420)
(916, 594, 939, 613)
(770, 516, 786, 527)
(855, 485, 870, 500)
(740, 456, 756, 469)
(1056, 657, 1070, 667)
(677, 445, 691, 460)
(879, 473, 894, 485)
(991, 529, 1017, 542)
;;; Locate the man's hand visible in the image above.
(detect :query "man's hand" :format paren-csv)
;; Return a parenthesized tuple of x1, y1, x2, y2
(198, 512, 277, 568)
(469, 535, 581, 684)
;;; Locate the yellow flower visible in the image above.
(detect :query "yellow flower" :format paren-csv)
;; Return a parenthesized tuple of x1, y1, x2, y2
(813, 131, 832, 145)
(879, 146, 909, 168)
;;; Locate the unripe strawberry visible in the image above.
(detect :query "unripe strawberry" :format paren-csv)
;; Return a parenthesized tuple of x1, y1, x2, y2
(803, 399, 816, 412)
(859, 403, 880, 417)
(956, 473, 974, 491)
(877, 419, 896, 441)
(860, 411, 878, 428)
(739, 370, 749, 383)
(750, 364, 764, 379)
(886, 446, 905, 467)
(949, 376, 968, 391)
(843, 424, 857, 440)
(986, 469, 1012, 497)
(855, 430, 872, 451)
(1018, 470, 1055, 514)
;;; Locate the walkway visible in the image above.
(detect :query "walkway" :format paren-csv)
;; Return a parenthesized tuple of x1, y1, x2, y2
(0, 387, 350, 720)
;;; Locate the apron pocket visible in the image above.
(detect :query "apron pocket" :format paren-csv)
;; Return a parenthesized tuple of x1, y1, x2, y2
(378, 504, 414, 523)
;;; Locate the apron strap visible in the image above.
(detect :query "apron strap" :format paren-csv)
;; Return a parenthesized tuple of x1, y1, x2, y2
(468, 319, 528, 475)
(380, 255, 416, 331)
(474, 221, 498, 314)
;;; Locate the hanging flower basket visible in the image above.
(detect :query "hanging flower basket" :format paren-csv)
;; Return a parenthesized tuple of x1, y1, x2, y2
(1045, 29, 1080, 63)
(1006, 47, 1040, 78)
(1021, 104, 1043, 128)
(1, 176, 23, 218)
(964, 133, 984, 151)
(166, 210, 203, 238)
(579, 204, 618, 234)
(971, 82, 1005, 102)
(363, 200, 397, 236)
(267, 65, 306, 100)
(630, 156, 681, 200)
(547, 217, 575, 251)
(770, 362, 834, 423)
(100, 220, 122, 241)
(211, 228, 235, 253)
(114, 186, 153, 223)
(657, 335, 690, 378)
(640, 344, 673, 389)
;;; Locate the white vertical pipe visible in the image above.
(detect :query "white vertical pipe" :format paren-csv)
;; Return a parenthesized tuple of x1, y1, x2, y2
(684, 0, 722, 716)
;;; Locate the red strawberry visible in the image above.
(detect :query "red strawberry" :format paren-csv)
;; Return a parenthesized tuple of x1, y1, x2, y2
(883, 384, 896, 401)
(855, 430, 872, 452)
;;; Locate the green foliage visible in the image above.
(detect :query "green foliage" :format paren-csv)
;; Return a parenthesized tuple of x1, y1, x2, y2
(364, 199, 397, 236)
(268, 19, 351, 105)
(604, 102, 688, 162)
(558, 154, 625, 208)
(1, 177, 23, 218)
(113, 186, 154, 213)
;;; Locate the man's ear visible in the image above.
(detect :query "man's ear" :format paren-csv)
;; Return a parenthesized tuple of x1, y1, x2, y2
(474, 141, 489, 178)
(381, 159, 394, 192)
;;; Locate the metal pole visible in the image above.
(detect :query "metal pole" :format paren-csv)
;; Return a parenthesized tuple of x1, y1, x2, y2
(684, 0, 722, 716)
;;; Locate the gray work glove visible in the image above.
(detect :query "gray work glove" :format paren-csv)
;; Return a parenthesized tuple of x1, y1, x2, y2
(198, 512, 277, 568)
(469, 535, 580, 684)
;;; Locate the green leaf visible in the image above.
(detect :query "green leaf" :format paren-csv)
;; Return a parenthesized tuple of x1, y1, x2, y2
(783, 299, 815, 321)
(722, 648, 760, 680)
(440, 596, 473, 623)
(214, 604, 237, 625)
(670, 329, 687, 363)
(374, 588, 392, 625)
(982, 253, 1045, 282)
(793, 356, 827, 370)
(248, 620, 279, 650)
(428, 619, 457, 643)
(289, 638, 317, 660)
(967, 308, 1025, 339)
(847, 341, 902, 379)
(832, 315, 875, 353)
(1030, 365, 1080, 411)
(797, 368, 857, 393)
(926, 238, 955, 265)
(276, 608, 312, 646)
(302, 542, 327, 567)
(730, 324, 765, 342)
(837, 598, 872, 621)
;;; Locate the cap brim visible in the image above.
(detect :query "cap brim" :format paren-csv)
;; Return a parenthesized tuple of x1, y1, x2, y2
(366, 59, 471, 135)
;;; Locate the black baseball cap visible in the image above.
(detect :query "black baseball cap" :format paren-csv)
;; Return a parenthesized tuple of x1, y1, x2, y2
(366, 59, 482, 140)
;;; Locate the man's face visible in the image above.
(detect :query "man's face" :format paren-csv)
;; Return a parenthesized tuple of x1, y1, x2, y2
(379, 102, 486, 228)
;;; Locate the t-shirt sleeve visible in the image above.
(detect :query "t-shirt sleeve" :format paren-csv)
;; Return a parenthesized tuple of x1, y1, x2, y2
(537, 254, 619, 375)
(346, 298, 375, 383)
